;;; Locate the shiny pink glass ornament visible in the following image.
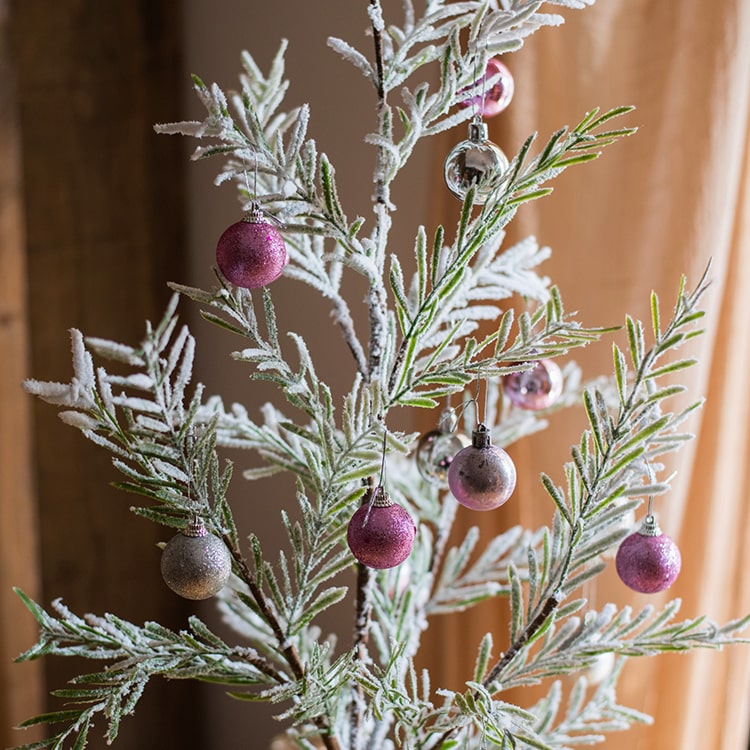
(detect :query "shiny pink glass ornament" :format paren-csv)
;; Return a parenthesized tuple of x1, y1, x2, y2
(503, 359, 563, 410)
(459, 58, 515, 118)
(447, 424, 516, 511)
(615, 515, 681, 594)
(347, 487, 416, 569)
(216, 206, 288, 289)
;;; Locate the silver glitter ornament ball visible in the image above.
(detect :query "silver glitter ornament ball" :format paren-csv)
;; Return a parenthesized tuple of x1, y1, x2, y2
(160, 517, 232, 600)
(443, 119, 509, 204)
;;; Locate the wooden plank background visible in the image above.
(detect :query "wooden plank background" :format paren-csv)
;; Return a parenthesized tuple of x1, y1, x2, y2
(3, 1, 206, 747)
(0, 0, 43, 743)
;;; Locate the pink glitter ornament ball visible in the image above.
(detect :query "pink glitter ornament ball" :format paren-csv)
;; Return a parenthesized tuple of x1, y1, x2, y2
(216, 207, 287, 289)
(347, 487, 416, 569)
(459, 58, 515, 118)
(447, 424, 516, 511)
(503, 359, 563, 411)
(615, 515, 681, 594)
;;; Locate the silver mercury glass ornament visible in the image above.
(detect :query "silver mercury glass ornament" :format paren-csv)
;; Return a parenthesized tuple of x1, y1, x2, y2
(443, 116, 509, 204)
(415, 408, 470, 488)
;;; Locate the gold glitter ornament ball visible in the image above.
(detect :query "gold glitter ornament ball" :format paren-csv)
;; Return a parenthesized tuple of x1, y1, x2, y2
(160, 517, 232, 600)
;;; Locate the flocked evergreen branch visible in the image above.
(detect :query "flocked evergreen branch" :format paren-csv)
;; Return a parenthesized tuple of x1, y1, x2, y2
(476, 272, 714, 690)
(13, 591, 286, 749)
(21, 296, 358, 749)
(14, 1, 750, 749)
(341, 269, 750, 749)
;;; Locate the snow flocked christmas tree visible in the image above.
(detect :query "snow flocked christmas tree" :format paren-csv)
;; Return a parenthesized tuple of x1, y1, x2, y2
(13, 1, 750, 748)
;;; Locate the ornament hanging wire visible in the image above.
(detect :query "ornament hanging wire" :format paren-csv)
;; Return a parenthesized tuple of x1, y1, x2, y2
(362, 419, 390, 526)
(240, 156, 284, 227)
(377, 420, 388, 488)
(470, 373, 491, 427)
(437, 403, 459, 434)
(445, 378, 483, 433)
(644, 461, 657, 522)
(477, 43, 490, 121)
(241, 155, 258, 203)
(471, 47, 482, 121)
(468, 48, 487, 147)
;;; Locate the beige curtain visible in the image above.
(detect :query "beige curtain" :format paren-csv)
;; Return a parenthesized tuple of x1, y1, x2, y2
(426, 0, 750, 748)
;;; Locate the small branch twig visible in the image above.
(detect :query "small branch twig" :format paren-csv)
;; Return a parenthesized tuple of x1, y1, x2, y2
(224, 536, 305, 679)
(224, 535, 343, 750)
(368, 0, 388, 210)
(483, 592, 562, 690)
(350, 562, 373, 749)
(369, 0, 386, 103)
(429, 592, 562, 750)
(231, 646, 288, 684)
(332, 296, 369, 378)
(366, 0, 391, 381)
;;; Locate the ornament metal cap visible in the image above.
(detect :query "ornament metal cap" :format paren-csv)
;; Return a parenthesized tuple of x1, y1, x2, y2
(637, 514, 662, 537)
(365, 485, 393, 509)
(437, 407, 458, 434)
(467, 117, 489, 143)
(241, 202, 265, 224)
(471, 423, 492, 449)
(241, 200, 284, 227)
(183, 515, 209, 538)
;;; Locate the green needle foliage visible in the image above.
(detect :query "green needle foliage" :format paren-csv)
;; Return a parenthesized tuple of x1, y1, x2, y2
(14, 2, 749, 749)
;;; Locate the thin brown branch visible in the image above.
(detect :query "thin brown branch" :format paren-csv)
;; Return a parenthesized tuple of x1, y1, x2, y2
(223, 535, 343, 750)
(332, 296, 368, 378)
(366, 0, 390, 381)
(482, 592, 562, 690)
(231, 646, 288, 685)
(350, 562, 373, 748)
(224, 535, 305, 679)
(369, 0, 386, 103)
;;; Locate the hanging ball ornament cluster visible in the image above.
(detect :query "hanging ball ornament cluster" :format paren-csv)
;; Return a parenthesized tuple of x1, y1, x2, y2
(347, 486, 417, 569)
(459, 57, 515, 118)
(503, 359, 563, 411)
(415, 409, 469, 487)
(216, 203, 288, 289)
(448, 423, 516, 511)
(443, 117, 509, 204)
(160, 516, 232, 600)
(615, 514, 681, 594)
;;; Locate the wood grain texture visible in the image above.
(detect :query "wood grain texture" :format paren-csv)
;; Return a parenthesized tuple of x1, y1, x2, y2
(7, 1, 206, 747)
(0, 1, 44, 744)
